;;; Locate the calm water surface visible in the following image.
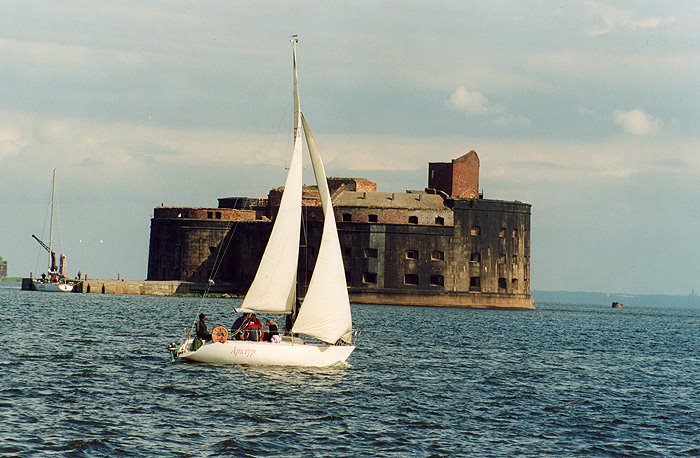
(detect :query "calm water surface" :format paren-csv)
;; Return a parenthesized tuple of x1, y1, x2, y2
(1, 285, 698, 457)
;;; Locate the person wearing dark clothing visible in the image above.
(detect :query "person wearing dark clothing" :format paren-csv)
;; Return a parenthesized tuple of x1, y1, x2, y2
(196, 313, 211, 340)
(285, 299, 301, 336)
(264, 319, 280, 342)
(231, 313, 250, 340)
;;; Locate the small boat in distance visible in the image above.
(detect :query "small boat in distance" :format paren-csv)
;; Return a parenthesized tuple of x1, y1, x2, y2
(31, 169, 78, 293)
(612, 301, 623, 309)
(171, 37, 355, 367)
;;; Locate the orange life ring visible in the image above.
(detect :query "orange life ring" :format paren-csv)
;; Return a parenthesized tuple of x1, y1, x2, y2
(211, 325, 228, 343)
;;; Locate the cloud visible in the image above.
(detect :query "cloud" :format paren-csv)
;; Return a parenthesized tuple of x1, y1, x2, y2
(0, 126, 27, 159)
(613, 109, 663, 135)
(586, 2, 674, 36)
(446, 87, 503, 116)
(494, 114, 531, 127)
(0, 38, 144, 80)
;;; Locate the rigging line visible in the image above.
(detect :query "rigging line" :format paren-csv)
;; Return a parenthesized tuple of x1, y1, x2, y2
(209, 214, 242, 281)
(35, 173, 54, 273)
(183, 49, 296, 341)
(185, 197, 244, 341)
(301, 199, 310, 297)
(262, 93, 293, 172)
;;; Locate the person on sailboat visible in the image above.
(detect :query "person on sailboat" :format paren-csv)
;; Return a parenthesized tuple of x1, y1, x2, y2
(264, 319, 280, 342)
(284, 299, 301, 336)
(195, 313, 211, 341)
(243, 314, 265, 342)
(231, 312, 251, 340)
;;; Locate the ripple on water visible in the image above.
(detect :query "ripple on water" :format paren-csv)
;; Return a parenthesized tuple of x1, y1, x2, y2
(1, 291, 699, 456)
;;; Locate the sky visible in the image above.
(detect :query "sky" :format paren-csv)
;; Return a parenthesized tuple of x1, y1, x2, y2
(0, 1, 698, 295)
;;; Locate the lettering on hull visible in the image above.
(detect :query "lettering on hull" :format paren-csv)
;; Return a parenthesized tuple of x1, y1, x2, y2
(230, 347, 256, 358)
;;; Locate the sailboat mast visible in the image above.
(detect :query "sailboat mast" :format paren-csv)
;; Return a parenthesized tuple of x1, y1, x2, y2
(48, 169, 56, 272)
(292, 35, 301, 141)
(238, 36, 304, 314)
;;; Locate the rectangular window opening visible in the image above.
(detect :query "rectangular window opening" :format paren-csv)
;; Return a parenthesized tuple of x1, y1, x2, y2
(406, 250, 419, 260)
(404, 273, 419, 285)
(363, 272, 377, 284)
(430, 275, 444, 286)
(469, 276, 481, 291)
(431, 250, 444, 261)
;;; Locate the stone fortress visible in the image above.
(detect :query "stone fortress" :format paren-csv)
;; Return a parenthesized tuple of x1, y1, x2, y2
(147, 151, 533, 309)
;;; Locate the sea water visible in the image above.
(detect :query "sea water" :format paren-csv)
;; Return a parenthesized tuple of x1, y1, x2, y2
(0, 284, 698, 457)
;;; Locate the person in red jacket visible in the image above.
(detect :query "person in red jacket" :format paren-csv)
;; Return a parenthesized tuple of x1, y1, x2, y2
(243, 314, 264, 342)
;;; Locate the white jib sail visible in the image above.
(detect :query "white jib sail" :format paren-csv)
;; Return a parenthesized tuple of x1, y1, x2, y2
(292, 113, 353, 344)
(239, 39, 303, 315)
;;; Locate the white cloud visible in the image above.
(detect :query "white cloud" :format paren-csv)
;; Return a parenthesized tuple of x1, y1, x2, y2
(0, 38, 145, 80)
(494, 114, 531, 127)
(613, 109, 663, 135)
(586, 2, 673, 36)
(446, 87, 503, 116)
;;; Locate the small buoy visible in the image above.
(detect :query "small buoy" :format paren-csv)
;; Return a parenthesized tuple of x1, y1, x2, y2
(211, 325, 228, 343)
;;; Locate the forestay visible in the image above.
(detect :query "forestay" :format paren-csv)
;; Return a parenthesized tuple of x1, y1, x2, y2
(239, 42, 303, 315)
(291, 114, 353, 344)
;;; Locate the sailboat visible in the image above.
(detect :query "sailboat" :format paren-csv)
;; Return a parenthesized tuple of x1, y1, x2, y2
(172, 38, 355, 367)
(31, 169, 76, 293)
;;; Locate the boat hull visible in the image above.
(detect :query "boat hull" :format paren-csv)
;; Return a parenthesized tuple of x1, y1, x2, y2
(32, 281, 74, 292)
(177, 338, 354, 367)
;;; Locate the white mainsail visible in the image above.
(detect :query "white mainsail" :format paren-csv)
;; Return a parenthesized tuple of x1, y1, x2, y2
(239, 39, 303, 314)
(292, 113, 353, 344)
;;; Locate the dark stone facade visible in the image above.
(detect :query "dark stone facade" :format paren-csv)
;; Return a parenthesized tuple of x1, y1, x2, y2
(147, 152, 533, 309)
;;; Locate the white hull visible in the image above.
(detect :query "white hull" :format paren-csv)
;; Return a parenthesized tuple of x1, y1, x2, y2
(177, 337, 355, 368)
(33, 281, 74, 292)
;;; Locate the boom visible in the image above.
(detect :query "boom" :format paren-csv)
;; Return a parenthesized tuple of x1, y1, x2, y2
(32, 234, 57, 273)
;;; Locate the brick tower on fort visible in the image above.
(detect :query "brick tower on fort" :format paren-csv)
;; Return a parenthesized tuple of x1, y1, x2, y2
(147, 151, 533, 309)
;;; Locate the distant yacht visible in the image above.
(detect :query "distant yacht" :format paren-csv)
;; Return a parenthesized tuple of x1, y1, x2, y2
(31, 170, 78, 293)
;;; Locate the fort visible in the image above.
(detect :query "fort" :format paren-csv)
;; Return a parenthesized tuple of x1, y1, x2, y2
(147, 151, 533, 309)
(0, 256, 7, 278)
